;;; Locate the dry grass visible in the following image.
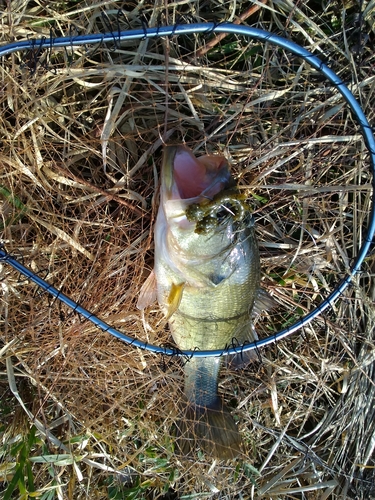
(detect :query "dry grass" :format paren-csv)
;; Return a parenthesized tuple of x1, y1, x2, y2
(1, 0, 375, 498)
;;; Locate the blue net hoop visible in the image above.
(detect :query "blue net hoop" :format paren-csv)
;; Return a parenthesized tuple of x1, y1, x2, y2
(1, 23, 375, 357)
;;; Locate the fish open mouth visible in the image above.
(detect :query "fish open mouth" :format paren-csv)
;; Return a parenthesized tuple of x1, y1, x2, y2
(163, 145, 231, 201)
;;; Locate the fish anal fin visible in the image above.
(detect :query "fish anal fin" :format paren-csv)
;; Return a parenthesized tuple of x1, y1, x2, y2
(166, 282, 185, 319)
(228, 288, 278, 370)
(253, 287, 277, 317)
(229, 322, 259, 369)
(136, 269, 157, 310)
(229, 289, 276, 369)
(229, 348, 260, 369)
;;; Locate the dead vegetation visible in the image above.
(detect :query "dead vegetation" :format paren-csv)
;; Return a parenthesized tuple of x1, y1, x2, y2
(1, 0, 375, 498)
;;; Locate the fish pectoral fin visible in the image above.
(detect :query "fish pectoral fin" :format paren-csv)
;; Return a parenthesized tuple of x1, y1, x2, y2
(165, 282, 185, 319)
(136, 269, 157, 310)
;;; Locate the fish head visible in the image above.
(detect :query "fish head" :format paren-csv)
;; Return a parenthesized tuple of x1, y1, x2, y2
(155, 145, 241, 276)
(162, 145, 231, 202)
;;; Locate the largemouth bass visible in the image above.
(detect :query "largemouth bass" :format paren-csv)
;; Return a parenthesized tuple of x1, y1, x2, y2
(138, 145, 262, 459)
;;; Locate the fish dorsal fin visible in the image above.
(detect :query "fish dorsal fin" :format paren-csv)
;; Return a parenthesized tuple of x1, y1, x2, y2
(136, 269, 157, 310)
(166, 282, 185, 319)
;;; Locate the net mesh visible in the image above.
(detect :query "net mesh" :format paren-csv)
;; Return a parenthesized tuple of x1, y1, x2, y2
(1, 1, 375, 498)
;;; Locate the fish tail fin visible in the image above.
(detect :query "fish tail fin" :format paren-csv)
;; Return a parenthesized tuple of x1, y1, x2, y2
(175, 398, 241, 459)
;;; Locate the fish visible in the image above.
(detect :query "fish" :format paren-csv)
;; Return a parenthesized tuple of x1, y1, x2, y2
(137, 145, 263, 459)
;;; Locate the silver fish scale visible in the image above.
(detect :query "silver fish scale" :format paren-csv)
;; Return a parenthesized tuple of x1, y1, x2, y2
(155, 208, 260, 352)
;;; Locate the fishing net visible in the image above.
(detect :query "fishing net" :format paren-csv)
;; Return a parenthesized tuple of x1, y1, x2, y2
(1, 1, 375, 498)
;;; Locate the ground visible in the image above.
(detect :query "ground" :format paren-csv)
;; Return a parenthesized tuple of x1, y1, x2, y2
(1, 1, 375, 498)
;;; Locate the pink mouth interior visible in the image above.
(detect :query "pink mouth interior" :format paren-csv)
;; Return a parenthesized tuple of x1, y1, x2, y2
(173, 148, 207, 199)
(173, 148, 227, 199)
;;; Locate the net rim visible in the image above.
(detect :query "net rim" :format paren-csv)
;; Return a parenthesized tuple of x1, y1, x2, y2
(1, 22, 374, 357)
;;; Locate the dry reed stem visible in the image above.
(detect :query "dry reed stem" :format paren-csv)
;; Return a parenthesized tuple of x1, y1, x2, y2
(194, 0, 268, 58)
